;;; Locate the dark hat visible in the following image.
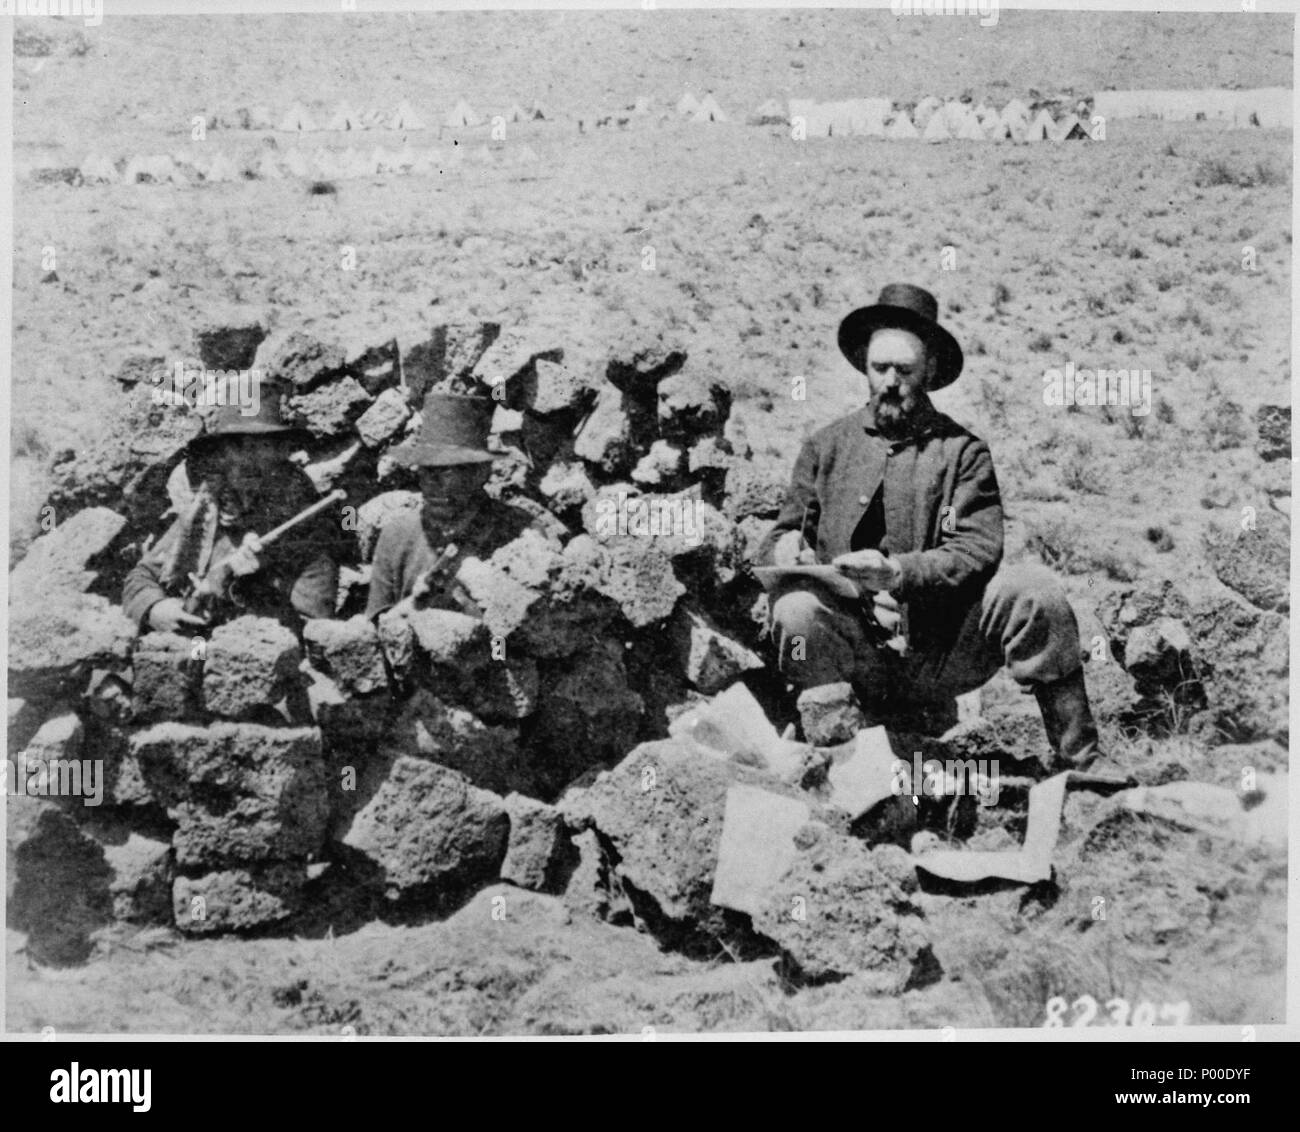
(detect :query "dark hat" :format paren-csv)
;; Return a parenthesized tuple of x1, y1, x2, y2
(389, 392, 497, 468)
(837, 283, 964, 391)
(187, 373, 308, 458)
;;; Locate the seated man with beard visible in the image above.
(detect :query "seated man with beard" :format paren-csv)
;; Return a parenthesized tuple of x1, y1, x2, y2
(122, 377, 343, 633)
(757, 284, 1123, 777)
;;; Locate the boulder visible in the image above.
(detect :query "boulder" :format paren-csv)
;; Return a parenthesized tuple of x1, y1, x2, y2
(408, 607, 491, 665)
(515, 357, 598, 415)
(560, 533, 682, 628)
(341, 755, 508, 900)
(303, 615, 388, 696)
(202, 616, 302, 719)
(398, 326, 449, 409)
(9, 506, 127, 600)
(1122, 618, 1195, 698)
(573, 386, 636, 475)
(501, 793, 569, 891)
(566, 738, 802, 935)
(131, 631, 203, 721)
(723, 463, 788, 520)
(753, 830, 931, 987)
(538, 461, 596, 513)
(1205, 522, 1289, 613)
(355, 387, 412, 448)
(471, 327, 559, 392)
(356, 490, 423, 562)
(21, 710, 84, 765)
(287, 375, 373, 440)
(458, 656, 540, 721)
(672, 608, 763, 694)
(173, 864, 306, 934)
(345, 336, 400, 396)
(380, 689, 527, 796)
(252, 329, 348, 391)
(130, 721, 328, 867)
(688, 435, 736, 475)
(631, 440, 684, 486)
(104, 832, 174, 924)
(797, 683, 867, 746)
(191, 315, 267, 371)
(455, 557, 542, 642)
(8, 592, 135, 704)
(7, 795, 112, 964)
(656, 372, 731, 445)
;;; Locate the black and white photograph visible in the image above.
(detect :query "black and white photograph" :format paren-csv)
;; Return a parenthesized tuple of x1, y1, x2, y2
(2, 0, 1294, 1052)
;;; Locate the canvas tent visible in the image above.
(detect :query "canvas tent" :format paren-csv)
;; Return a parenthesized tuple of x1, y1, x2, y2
(922, 110, 951, 142)
(278, 103, 316, 132)
(79, 153, 120, 184)
(1053, 113, 1090, 141)
(502, 103, 529, 122)
(912, 96, 941, 129)
(389, 101, 427, 130)
(885, 110, 919, 139)
(255, 151, 284, 179)
(246, 106, 276, 130)
(676, 91, 700, 116)
(749, 98, 788, 125)
(1026, 108, 1056, 140)
(956, 114, 986, 141)
(691, 93, 728, 123)
(327, 102, 361, 131)
(1001, 97, 1030, 123)
(527, 100, 549, 121)
(444, 99, 481, 128)
(202, 153, 239, 182)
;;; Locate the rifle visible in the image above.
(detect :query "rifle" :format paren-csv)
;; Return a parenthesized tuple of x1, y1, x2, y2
(183, 488, 346, 617)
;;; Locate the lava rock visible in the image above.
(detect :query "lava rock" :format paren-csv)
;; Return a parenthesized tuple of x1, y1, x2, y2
(202, 616, 302, 719)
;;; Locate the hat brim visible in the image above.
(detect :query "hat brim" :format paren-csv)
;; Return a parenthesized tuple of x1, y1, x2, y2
(188, 422, 311, 457)
(390, 441, 498, 468)
(837, 305, 963, 391)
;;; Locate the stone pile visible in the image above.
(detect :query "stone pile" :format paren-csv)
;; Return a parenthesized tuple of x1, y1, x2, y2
(7, 312, 792, 960)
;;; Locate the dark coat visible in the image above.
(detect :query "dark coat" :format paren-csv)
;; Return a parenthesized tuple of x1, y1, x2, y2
(755, 402, 1004, 651)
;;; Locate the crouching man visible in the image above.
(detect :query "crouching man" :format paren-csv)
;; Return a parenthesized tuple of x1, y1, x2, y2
(365, 392, 553, 620)
(756, 283, 1119, 777)
(123, 376, 343, 634)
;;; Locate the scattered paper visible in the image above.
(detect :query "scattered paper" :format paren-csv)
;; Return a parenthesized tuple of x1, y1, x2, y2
(710, 785, 811, 916)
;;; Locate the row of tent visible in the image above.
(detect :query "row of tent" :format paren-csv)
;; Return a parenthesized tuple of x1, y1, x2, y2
(245, 99, 547, 132)
(785, 97, 1094, 142)
(1092, 88, 1291, 129)
(75, 144, 541, 185)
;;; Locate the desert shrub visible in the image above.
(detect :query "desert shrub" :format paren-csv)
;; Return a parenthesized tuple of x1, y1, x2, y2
(1155, 397, 1176, 425)
(12, 420, 50, 461)
(1029, 332, 1053, 353)
(992, 281, 1011, 311)
(1025, 515, 1137, 581)
(1201, 397, 1249, 451)
(1194, 157, 1288, 190)
(307, 181, 338, 196)
(1145, 526, 1175, 552)
(1193, 158, 1237, 188)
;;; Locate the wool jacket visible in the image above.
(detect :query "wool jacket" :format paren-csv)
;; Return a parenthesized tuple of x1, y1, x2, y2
(755, 401, 1004, 651)
(122, 467, 343, 631)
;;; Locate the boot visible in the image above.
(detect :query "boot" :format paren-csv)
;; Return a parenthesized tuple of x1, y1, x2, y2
(1033, 668, 1111, 774)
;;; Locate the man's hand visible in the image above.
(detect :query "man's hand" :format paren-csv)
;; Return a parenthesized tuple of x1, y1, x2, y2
(832, 549, 902, 592)
(224, 533, 263, 578)
(147, 598, 208, 634)
(771, 529, 818, 567)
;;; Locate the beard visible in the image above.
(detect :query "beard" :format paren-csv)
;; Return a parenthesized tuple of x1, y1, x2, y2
(871, 388, 926, 439)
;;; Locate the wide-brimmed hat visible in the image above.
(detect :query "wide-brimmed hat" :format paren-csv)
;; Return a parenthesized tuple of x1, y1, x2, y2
(389, 392, 497, 468)
(187, 374, 308, 459)
(837, 283, 964, 391)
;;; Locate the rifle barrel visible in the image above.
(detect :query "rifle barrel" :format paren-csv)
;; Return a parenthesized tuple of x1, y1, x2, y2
(260, 489, 347, 546)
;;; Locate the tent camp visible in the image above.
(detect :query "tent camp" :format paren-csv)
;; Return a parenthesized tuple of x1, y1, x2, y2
(124, 154, 182, 184)
(369, 146, 398, 173)
(79, 153, 120, 184)
(885, 110, 918, 139)
(393, 145, 418, 172)
(983, 113, 1012, 141)
(956, 114, 986, 141)
(327, 102, 361, 131)
(942, 100, 974, 132)
(922, 111, 951, 142)
(389, 100, 427, 130)
(278, 103, 316, 132)
(444, 99, 481, 128)
(629, 96, 653, 117)
(468, 145, 495, 166)
(502, 103, 529, 122)
(676, 91, 700, 116)
(691, 93, 728, 123)
(1026, 108, 1056, 140)
(749, 98, 788, 125)
(848, 98, 890, 136)
(526, 100, 549, 121)
(246, 106, 276, 130)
